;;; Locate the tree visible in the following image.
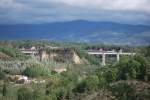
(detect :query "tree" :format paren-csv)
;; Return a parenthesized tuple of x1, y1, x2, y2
(109, 82, 136, 100)
(115, 57, 141, 80)
(0, 68, 5, 79)
(73, 80, 87, 93)
(134, 55, 150, 81)
(23, 63, 48, 77)
(0, 46, 28, 60)
(73, 75, 99, 93)
(104, 67, 118, 83)
(17, 87, 33, 100)
(143, 45, 150, 57)
(2, 83, 7, 96)
(32, 89, 44, 100)
(96, 68, 107, 88)
(84, 75, 99, 91)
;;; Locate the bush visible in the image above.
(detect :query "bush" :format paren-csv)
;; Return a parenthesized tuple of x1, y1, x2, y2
(73, 81, 87, 93)
(55, 87, 68, 100)
(96, 68, 108, 88)
(109, 82, 136, 100)
(104, 67, 118, 83)
(0, 68, 5, 79)
(73, 75, 99, 93)
(134, 55, 150, 81)
(115, 55, 150, 81)
(45, 74, 75, 100)
(2, 83, 7, 96)
(23, 63, 49, 77)
(121, 60, 140, 80)
(32, 89, 45, 100)
(17, 87, 33, 100)
(75, 49, 100, 65)
(0, 46, 29, 60)
(84, 75, 99, 91)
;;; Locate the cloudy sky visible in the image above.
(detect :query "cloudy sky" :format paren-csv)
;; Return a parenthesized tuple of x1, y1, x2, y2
(0, 0, 150, 25)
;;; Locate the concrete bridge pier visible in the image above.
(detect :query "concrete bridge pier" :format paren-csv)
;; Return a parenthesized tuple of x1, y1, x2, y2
(117, 53, 120, 62)
(102, 53, 106, 66)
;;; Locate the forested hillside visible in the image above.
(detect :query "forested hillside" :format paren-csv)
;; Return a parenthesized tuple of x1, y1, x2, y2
(0, 20, 150, 44)
(0, 40, 150, 100)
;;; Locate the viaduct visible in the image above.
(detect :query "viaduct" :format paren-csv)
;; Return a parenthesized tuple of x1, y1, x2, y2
(86, 50, 136, 66)
(20, 48, 136, 66)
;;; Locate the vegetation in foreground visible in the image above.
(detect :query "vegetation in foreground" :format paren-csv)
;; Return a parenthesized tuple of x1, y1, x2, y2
(0, 40, 150, 100)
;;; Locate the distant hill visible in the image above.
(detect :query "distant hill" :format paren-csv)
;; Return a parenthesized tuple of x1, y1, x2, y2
(0, 20, 150, 45)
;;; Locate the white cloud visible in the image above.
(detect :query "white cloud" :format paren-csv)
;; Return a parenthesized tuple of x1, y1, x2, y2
(0, 0, 150, 24)
(0, 0, 24, 11)
(1, 0, 150, 12)
(60, 0, 150, 12)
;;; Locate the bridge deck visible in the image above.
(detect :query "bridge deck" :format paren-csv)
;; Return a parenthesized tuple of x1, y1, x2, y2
(87, 51, 135, 55)
(21, 50, 38, 54)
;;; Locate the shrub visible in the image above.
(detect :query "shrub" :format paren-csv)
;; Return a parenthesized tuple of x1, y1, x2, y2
(45, 74, 75, 100)
(134, 55, 150, 81)
(0, 68, 5, 79)
(17, 87, 33, 100)
(84, 75, 99, 91)
(114, 55, 150, 81)
(96, 68, 108, 88)
(75, 49, 100, 65)
(104, 67, 118, 83)
(73, 75, 99, 93)
(55, 87, 68, 100)
(73, 81, 87, 93)
(0, 46, 29, 60)
(23, 63, 48, 77)
(115, 58, 141, 80)
(109, 82, 136, 100)
(125, 60, 140, 79)
(2, 83, 7, 96)
(32, 89, 45, 100)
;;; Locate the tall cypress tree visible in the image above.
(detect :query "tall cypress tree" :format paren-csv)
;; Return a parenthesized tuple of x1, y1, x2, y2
(2, 83, 7, 96)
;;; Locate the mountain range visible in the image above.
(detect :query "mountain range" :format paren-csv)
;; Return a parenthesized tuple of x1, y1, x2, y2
(0, 20, 150, 45)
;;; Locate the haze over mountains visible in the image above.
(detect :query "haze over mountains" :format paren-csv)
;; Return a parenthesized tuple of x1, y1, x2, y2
(0, 20, 150, 45)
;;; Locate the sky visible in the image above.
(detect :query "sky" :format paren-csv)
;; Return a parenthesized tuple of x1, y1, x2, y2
(0, 0, 150, 25)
